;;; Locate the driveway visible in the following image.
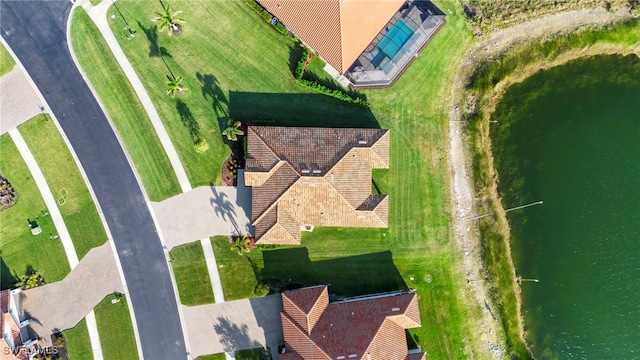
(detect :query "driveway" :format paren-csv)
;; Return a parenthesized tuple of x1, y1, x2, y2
(0, 66, 46, 134)
(22, 243, 123, 343)
(0, 2, 186, 358)
(182, 295, 283, 358)
(152, 173, 252, 249)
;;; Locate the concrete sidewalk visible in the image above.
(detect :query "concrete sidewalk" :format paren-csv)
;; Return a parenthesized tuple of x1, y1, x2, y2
(83, 0, 191, 193)
(0, 66, 44, 134)
(182, 296, 283, 358)
(22, 243, 123, 344)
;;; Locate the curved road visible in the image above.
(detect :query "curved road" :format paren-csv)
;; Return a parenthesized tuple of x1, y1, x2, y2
(0, 1, 186, 359)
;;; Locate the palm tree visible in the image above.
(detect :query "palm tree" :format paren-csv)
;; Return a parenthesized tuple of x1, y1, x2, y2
(151, 4, 185, 36)
(166, 75, 186, 97)
(231, 235, 252, 255)
(222, 120, 244, 141)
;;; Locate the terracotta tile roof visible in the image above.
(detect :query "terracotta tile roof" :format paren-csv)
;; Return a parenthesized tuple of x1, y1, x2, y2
(245, 127, 389, 244)
(257, 0, 405, 73)
(281, 286, 422, 360)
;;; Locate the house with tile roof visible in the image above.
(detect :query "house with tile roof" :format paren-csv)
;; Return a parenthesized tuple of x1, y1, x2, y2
(1, 289, 36, 360)
(279, 285, 425, 360)
(256, 0, 445, 87)
(244, 126, 389, 245)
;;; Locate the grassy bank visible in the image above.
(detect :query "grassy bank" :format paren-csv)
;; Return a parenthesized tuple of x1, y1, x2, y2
(462, 0, 636, 34)
(70, 9, 181, 201)
(0, 135, 69, 287)
(94, 294, 139, 360)
(19, 115, 107, 259)
(462, 18, 640, 359)
(0, 42, 15, 76)
(169, 241, 215, 305)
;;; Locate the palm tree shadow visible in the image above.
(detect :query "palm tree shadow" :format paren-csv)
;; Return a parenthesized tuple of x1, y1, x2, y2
(175, 99, 200, 143)
(213, 316, 261, 353)
(210, 186, 240, 234)
(137, 20, 172, 58)
(196, 72, 228, 118)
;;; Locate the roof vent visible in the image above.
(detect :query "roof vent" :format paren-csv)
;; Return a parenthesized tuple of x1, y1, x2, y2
(358, 140, 367, 145)
(392, 307, 401, 312)
(312, 169, 322, 174)
(337, 357, 346, 360)
(348, 354, 358, 358)
(301, 169, 311, 174)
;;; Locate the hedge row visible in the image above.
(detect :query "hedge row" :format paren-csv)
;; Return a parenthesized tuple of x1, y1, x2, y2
(295, 46, 369, 107)
(246, 0, 289, 36)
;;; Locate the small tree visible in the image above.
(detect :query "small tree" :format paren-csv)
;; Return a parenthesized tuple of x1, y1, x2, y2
(151, 4, 185, 36)
(231, 235, 252, 255)
(222, 120, 244, 141)
(166, 75, 186, 97)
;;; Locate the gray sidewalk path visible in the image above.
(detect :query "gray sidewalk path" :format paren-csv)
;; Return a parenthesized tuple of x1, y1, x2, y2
(0, 66, 46, 134)
(10, 128, 105, 358)
(152, 181, 252, 249)
(22, 243, 123, 343)
(83, 0, 233, 309)
(10, 129, 80, 268)
(182, 296, 283, 358)
(83, 0, 191, 192)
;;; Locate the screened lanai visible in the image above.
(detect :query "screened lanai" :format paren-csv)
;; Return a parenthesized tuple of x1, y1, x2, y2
(345, 0, 446, 88)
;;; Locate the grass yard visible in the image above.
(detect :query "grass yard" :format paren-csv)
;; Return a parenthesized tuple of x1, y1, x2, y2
(19, 115, 107, 259)
(0, 135, 70, 288)
(64, 319, 92, 360)
(73, 0, 484, 357)
(70, 9, 181, 201)
(169, 241, 215, 305)
(0, 42, 15, 76)
(94, 294, 139, 360)
(103, 0, 379, 187)
(195, 354, 226, 360)
(235, 347, 270, 360)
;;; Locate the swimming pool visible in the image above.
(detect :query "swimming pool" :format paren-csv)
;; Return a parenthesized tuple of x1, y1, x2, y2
(377, 19, 415, 59)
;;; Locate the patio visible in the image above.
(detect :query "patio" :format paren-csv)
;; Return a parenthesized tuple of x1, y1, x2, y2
(345, 0, 446, 87)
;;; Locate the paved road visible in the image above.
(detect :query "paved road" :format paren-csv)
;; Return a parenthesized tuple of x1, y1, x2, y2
(0, 2, 187, 359)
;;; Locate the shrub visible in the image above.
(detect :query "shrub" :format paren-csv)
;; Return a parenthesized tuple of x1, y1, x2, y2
(293, 44, 369, 107)
(194, 138, 209, 153)
(246, 0, 289, 36)
(254, 282, 270, 297)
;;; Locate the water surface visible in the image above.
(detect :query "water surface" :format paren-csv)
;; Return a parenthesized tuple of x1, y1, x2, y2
(491, 54, 640, 359)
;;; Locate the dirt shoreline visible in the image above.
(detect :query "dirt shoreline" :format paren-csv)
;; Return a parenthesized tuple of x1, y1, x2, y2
(447, 7, 638, 359)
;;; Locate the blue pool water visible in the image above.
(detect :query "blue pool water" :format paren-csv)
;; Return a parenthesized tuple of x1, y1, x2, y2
(378, 19, 414, 59)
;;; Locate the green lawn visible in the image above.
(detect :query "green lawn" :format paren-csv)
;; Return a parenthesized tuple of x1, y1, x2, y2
(169, 241, 215, 305)
(0, 42, 15, 76)
(70, 9, 181, 201)
(236, 348, 270, 360)
(103, 0, 379, 187)
(19, 115, 107, 259)
(64, 319, 92, 360)
(195, 354, 226, 360)
(94, 294, 139, 360)
(73, 0, 486, 357)
(0, 135, 70, 288)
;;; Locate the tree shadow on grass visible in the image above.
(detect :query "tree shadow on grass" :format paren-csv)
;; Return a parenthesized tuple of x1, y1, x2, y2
(196, 72, 228, 118)
(256, 247, 406, 297)
(175, 99, 200, 143)
(0, 255, 18, 290)
(137, 21, 171, 58)
(228, 91, 379, 128)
